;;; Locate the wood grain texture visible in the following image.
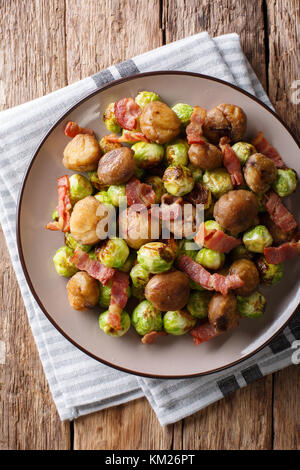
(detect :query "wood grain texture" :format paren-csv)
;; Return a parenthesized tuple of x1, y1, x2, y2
(0, 0, 70, 450)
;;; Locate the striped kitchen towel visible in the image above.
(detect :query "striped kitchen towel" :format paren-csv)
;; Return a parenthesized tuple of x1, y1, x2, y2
(0, 32, 299, 426)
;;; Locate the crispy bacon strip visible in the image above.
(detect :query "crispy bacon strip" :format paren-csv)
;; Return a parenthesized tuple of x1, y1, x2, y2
(108, 271, 130, 330)
(45, 221, 61, 231)
(194, 222, 241, 253)
(264, 241, 300, 264)
(126, 177, 156, 208)
(190, 321, 219, 345)
(114, 98, 141, 131)
(264, 191, 297, 233)
(186, 106, 207, 144)
(46, 176, 72, 232)
(177, 255, 244, 295)
(105, 132, 150, 143)
(70, 248, 115, 285)
(219, 136, 244, 186)
(252, 131, 286, 168)
(64, 121, 94, 138)
(141, 331, 168, 344)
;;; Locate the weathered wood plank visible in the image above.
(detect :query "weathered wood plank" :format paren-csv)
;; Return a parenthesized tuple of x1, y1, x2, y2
(267, 0, 300, 450)
(0, 0, 70, 450)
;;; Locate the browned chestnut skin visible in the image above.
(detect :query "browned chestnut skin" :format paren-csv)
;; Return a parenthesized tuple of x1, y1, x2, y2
(229, 259, 259, 296)
(203, 103, 247, 144)
(140, 101, 181, 144)
(145, 270, 190, 311)
(244, 153, 277, 194)
(260, 212, 295, 246)
(214, 189, 259, 235)
(97, 147, 135, 185)
(188, 142, 222, 170)
(208, 293, 239, 333)
(67, 271, 99, 310)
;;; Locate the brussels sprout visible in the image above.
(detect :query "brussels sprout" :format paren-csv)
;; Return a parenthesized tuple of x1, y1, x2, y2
(103, 102, 121, 134)
(52, 208, 58, 221)
(135, 91, 161, 109)
(132, 142, 164, 169)
(107, 184, 126, 206)
(132, 300, 163, 336)
(144, 176, 166, 204)
(256, 256, 284, 285)
(204, 220, 224, 232)
(187, 163, 203, 182)
(231, 244, 253, 261)
(53, 246, 78, 277)
(196, 248, 225, 270)
(99, 137, 122, 154)
(134, 166, 146, 179)
(237, 291, 266, 318)
(171, 103, 194, 126)
(94, 191, 112, 204)
(231, 142, 256, 165)
(69, 174, 93, 204)
(130, 263, 150, 288)
(163, 165, 195, 196)
(88, 171, 103, 191)
(131, 285, 146, 301)
(163, 310, 196, 335)
(137, 242, 175, 273)
(203, 168, 233, 199)
(65, 232, 92, 253)
(243, 225, 273, 253)
(99, 282, 131, 308)
(179, 238, 199, 260)
(187, 290, 211, 318)
(99, 310, 131, 337)
(189, 279, 205, 291)
(272, 168, 298, 197)
(98, 237, 129, 268)
(165, 139, 189, 167)
(119, 251, 136, 273)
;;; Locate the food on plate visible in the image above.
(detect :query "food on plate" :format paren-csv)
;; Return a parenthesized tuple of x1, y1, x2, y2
(47, 92, 299, 345)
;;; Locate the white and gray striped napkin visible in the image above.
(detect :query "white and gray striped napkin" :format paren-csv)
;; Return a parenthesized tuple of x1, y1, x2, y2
(0, 32, 299, 426)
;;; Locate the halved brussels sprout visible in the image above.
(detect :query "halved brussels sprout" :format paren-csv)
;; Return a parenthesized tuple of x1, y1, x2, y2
(237, 291, 266, 318)
(107, 184, 126, 206)
(99, 310, 131, 337)
(171, 103, 194, 126)
(119, 251, 136, 273)
(272, 168, 298, 197)
(163, 310, 196, 335)
(99, 282, 131, 308)
(196, 248, 225, 270)
(130, 263, 150, 288)
(144, 176, 166, 204)
(132, 300, 162, 336)
(137, 242, 175, 273)
(231, 142, 256, 165)
(187, 163, 203, 182)
(103, 102, 121, 133)
(135, 91, 161, 109)
(163, 165, 195, 196)
(99, 137, 122, 154)
(203, 168, 233, 199)
(187, 290, 211, 318)
(53, 246, 78, 277)
(94, 191, 112, 205)
(256, 256, 284, 285)
(132, 142, 164, 169)
(69, 174, 93, 205)
(98, 237, 129, 268)
(65, 232, 92, 253)
(165, 139, 189, 167)
(179, 239, 199, 260)
(243, 225, 273, 253)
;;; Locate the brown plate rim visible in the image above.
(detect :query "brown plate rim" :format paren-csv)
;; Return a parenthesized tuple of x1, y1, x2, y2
(16, 70, 300, 379)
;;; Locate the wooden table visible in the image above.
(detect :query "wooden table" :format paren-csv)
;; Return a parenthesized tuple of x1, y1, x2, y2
(0, 0, 299, 450)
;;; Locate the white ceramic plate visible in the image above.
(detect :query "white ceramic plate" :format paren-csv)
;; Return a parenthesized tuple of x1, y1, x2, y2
(17, 72, 300, 378)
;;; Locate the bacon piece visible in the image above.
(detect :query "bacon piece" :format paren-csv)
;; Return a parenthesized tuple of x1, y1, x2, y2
(177, 255, 244, 295)
(126, 177, 156, 208)
(194, 222, 241, 253)
(45, 221, 61, 231)
(108, 271, 130, 330)
(114, 98, 141, 131)
(264, 191, 297, 233)
(184, 182, 211, 207)
(64, 121, 94, 138)
(141, 331, 168, 344)
(251, 131, 286, 168)
(190, 321, 219, 345)
(186, 106, 207, 144)
(46, 176, 72, 233)
(108, 304, 122, 331)
(70, 248, 115, 285)
(105, 132, 150, 143)
(264, 241, 300, 264)
(219, 136, 244, 186)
